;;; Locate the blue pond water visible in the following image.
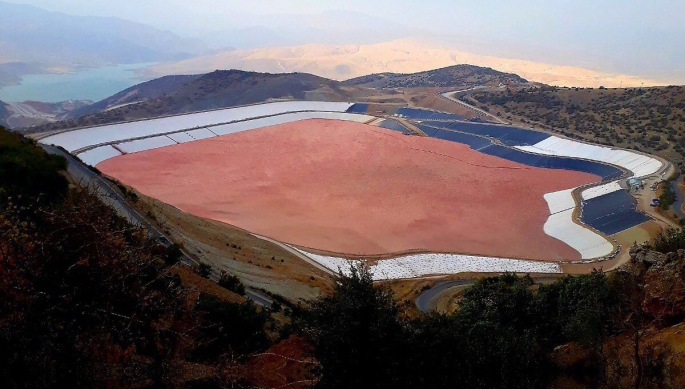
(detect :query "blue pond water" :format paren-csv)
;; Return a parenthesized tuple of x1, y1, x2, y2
(446, 121, 551, 146)
(397, 107, 465, 121)
(346, 103, 368, 114)
(416, 124, 623, 181)
(378, 119, 412, 134)
(581, 190, 650, 235)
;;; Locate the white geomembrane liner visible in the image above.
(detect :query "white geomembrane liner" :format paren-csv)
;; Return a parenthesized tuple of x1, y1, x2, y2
(517, 136, 662, 178)
(528, 135, 663, 258)
(208, 112, 373, 136)
(78, 146, 122, 166)
(39, 101, 354, 152)
(293, 248, 562, 280)
(166, 132, 195, 144)
(115, 136, 177, 154)
(186, 128, 217, 140)
(582, 182, 624, 200)
(544, 209, 614, 259)
(70, 111, 370, 166)
(544, 189, 576, 214)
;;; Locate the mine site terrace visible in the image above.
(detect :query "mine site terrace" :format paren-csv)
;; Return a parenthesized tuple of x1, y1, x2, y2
(37, 99, 670, 280)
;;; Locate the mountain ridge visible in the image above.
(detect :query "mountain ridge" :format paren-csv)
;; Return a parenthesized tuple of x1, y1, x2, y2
(0, 1, 208, 87)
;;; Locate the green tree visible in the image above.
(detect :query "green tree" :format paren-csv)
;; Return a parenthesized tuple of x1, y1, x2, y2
(303, 265, 410, 389)
(0, 127, 68, 206)
(218, 272, 246, 295)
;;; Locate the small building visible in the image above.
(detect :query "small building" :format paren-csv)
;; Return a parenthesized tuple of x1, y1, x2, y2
(628, 178, 643, 193)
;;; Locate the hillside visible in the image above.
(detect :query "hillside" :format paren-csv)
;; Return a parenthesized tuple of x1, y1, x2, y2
(342, 65, 528, 89)
(26, 70, 364, 133)
(468, 85, 685, 168)
(65, 75, 201, 119)
(2, 100, 93, 128)
(0, 101, 8, 127)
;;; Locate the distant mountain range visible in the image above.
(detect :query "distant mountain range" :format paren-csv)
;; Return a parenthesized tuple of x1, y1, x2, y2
(0, 1, 208, 87)
(142, 38, 663, 88)
(18, 65, 525, 132)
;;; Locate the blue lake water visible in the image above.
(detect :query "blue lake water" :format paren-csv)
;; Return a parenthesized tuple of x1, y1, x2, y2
(0, 63, 155, 103)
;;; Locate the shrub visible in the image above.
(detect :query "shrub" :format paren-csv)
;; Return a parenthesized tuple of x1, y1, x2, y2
(197, 263, 212, 278)
(218, 272, 246, 295)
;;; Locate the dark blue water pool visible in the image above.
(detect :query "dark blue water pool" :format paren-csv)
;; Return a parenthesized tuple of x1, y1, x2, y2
(416, 124, 622, 181)
(378, 119, 412, 134)
(397, 108, 465, 121)
(581, 190, 650, 235)
(346, 103, 368, 114)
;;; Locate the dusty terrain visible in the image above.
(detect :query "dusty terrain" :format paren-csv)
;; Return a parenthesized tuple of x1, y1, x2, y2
(143, 38, 662, 88)
(99, 119, 599, 261)
(130, 190, 335, 301)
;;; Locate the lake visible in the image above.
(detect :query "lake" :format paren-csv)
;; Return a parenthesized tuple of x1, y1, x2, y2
(0, 63, 155, 103)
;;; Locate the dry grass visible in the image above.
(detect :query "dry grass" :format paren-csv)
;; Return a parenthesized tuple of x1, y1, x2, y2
(130, 189, 335, 302)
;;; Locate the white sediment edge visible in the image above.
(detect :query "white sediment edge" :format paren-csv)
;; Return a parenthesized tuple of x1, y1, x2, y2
(292, 248, 562, 281)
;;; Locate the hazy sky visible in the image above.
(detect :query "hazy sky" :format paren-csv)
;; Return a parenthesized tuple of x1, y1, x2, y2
(9, 0, 684, 35)
(6, 0, 685, 80)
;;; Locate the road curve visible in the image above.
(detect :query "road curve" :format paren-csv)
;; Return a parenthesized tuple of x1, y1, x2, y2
(415, 280, 474, 313)
(416, 276, 561, 313)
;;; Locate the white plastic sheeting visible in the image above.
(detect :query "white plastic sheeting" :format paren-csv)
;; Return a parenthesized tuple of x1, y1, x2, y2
(75, 112, 374, 166)
(517, 136, 662, 178)
(208, 112, 374, 136)
(294, 249, 562, 281)
(115, 136, 177, 154)
(543, 189, 616, 259)
(186, 128, 217, 140)
(166, 132, 195, 144)
(544, 189, 576, 215)
(525, 135, 662, 256)
(544, 209, 614, 259)
(581, 182, 624, 201)
(78, 146, 122, 166)
(39, 101, 354, 152)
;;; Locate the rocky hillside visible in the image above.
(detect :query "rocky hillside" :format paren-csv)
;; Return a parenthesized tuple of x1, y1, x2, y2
(27, 70, 362, 133)
(65, 75, 201, 119)
(0, 101, 8, 127)
(2, 100, 93, 129)
(342, 65, 528, 89)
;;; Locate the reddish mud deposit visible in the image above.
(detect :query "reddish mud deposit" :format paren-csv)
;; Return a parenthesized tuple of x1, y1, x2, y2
(98, 119, 600, 261)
